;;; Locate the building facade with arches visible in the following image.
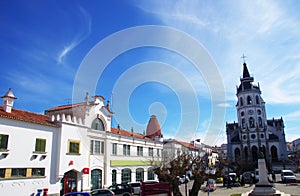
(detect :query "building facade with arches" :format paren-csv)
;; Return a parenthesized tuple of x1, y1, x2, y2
(0, 89, 162, 196)
(226, 62, 288, 170)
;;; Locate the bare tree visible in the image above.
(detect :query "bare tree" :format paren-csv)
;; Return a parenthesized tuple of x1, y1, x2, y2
(152, 152, 224, 196)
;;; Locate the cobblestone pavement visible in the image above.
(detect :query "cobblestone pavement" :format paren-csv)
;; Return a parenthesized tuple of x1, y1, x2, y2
(179, 181, 300, 196)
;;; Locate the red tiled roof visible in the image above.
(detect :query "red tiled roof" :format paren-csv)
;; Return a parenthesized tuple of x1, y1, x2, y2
(0, 106, 58, 127)
(177, 141, 199, 150)
(45, 102, 86, 112)
(165, 140, 199, 150)
(111, 128, 152, 141)
(46, 102, 114, 114)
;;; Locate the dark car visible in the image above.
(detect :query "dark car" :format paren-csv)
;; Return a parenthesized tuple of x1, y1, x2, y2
(64, 192, 91, 196)
(90, 189, 115, 196)
(108, 183, 133, 196)
(242, 171, 253, 184)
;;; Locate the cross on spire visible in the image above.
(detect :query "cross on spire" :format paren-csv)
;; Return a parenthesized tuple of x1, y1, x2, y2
(241, 53, 247, 63)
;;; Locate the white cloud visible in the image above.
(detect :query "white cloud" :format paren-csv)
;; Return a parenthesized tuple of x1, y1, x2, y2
(57, 6, 91, 64)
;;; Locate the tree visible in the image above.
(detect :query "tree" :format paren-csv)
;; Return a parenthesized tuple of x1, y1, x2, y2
(152, 152, 224, 196)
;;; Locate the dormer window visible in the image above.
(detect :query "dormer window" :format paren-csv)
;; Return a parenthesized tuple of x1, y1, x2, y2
(91, 118, 105, 131)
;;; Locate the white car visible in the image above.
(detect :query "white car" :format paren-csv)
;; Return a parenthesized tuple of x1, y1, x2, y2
(281, 170, 296, 183)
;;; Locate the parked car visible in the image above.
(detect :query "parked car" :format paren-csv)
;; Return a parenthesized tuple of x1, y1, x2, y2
(90, 189, 115, 196)
(202, 179, 217, 192)
(281, 170, 296, 183)
(178, 175, 190, 184)
(223, 172, 238, 187)
(108, 183, 133, 196)
(64, 192, 91, 196)
(242, 171, 253, 184)
(128, 182, 140, 195)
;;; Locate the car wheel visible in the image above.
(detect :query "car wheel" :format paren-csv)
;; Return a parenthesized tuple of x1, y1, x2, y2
(123, 194, 130, 196)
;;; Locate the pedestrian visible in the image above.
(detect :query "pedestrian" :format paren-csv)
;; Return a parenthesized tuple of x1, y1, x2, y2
(241, 175, 245, 186)
(206, 182, 210, 196)
(250, 172, 254, 186)
(272, 170, 276, 182)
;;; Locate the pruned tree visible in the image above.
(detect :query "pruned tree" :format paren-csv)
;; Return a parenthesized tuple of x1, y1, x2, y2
(152, 152, 224, 196)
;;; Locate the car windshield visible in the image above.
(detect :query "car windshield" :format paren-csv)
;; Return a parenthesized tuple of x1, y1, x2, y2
(130, 183, 140, 187)
(283, 172, 294, 176)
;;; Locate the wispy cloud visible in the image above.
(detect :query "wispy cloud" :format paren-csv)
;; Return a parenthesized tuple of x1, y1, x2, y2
(134, 0, 300, 143)
(57, 6, 92, 64)
(136, 0, 300, 105)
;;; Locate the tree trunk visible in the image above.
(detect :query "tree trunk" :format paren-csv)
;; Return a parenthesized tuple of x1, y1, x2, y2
(170, 177, 182, 196)
(189, 175, 203, 196)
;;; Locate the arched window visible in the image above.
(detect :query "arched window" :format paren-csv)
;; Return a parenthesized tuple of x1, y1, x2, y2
(234, 148, 241, 162)
(271, 146, 278, 161)
(91, 118, 105, 131)
(147, 167, 155, 180)
(244, 147, 248, 161)
(247, 96, 252, 105)
(240, 97, 244, 106)
(258, 117, 262, 127)
(136, 168, 144, 182)
(112, 170, 117, 185)
(242, 118, 246, 128)
(256, 95, 260, 105)
(251, 146, 258, 162)
(121, 168, 131, 183)
(249, 117, 255, 128)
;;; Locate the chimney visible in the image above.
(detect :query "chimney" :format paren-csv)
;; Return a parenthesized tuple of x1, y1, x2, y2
(1, 88, 17, 113)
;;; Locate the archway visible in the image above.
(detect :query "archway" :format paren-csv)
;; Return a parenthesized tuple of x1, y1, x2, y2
(60, 170, 78, 195)
(112, 169, 117, 185)
(244, 147, 248, 161)
(136, 168, 144, 182)
(121, 168, 131, 183)
(234, 148, 241, 162)
(252, 146, 258, 162)
(91, 169, 102, 190)
(271, 146, 278, 161)
(147, 167, 155, 180)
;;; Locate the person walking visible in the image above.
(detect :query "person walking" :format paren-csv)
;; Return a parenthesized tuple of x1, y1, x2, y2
(206, 182, 210, 196)
(272, 170, 276, 182)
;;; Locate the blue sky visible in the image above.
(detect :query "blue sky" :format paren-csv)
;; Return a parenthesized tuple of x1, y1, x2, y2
(1, 0, 300, 145)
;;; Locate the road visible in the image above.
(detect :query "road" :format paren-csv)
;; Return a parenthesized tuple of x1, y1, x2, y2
(179, 178, 300, 196)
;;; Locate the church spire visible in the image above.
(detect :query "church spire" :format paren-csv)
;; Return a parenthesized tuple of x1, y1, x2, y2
(243, 62, 251, 78)
(241, 54, 251, 78)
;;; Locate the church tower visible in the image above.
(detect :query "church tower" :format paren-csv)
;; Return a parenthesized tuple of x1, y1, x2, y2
(226, 59, 287, 170)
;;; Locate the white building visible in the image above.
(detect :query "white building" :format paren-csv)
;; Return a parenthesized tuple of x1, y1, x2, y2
(162, 139, 199, 163)
(0, 89, 163, 195)
(0, 89, 58, 195)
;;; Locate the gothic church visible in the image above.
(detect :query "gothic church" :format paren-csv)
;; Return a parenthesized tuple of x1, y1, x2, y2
(226, 61, 288, 170)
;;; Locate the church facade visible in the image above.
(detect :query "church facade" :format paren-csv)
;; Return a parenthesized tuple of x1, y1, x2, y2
(226, 62, 288, 170)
